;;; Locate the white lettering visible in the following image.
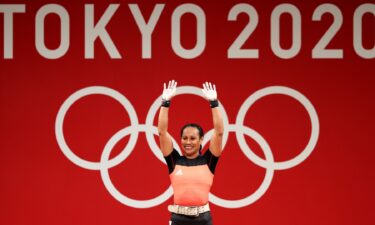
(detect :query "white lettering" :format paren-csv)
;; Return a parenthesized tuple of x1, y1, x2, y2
(0, 4, 26, 59)
(85, 4, 121, 59)
(35, 4, 70, 59)
(129, 4, 164, 59)
(171, 4, 206, 59)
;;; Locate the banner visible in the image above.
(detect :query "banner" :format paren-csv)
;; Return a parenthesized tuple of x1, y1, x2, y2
(1, 1, 374, 224)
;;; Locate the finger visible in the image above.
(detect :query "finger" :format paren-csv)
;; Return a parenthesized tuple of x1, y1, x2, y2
(164, 83, 166, 90)
(209, 82, 213, 90)
(168, 80, 171, 89)
(202, 89, 209, 98)
(173, 80, 177, 89)
(205, 82, 209, 90)
(213, 84, 216, 91)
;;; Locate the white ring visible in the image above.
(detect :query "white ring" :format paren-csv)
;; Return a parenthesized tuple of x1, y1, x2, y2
(55, 86, 139, 170)
(209, 125, 274, 208)
(100, 125, 178, 208)
(235, 86, 320, 170)
(145, 86, 230, 161)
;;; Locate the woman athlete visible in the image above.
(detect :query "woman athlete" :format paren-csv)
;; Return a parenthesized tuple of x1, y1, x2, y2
(158, 80, 224, 225)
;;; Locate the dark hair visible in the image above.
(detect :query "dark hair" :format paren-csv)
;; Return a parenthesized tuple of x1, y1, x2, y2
(180, 123, 204, 138)
(180, 123, 204, 154)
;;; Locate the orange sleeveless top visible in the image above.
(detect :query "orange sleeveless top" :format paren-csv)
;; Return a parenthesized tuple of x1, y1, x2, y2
(164, 149, 219, 206)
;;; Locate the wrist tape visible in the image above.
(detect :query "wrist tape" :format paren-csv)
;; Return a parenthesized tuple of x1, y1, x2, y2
(161, 99, 171, 107)
(209, 100, 219, 108)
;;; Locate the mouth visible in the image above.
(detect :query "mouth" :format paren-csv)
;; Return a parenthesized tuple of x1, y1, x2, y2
(184, 146, 193, 151)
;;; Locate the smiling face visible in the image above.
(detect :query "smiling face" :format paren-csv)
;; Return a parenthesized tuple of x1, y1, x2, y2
(181, 126, 203, 159)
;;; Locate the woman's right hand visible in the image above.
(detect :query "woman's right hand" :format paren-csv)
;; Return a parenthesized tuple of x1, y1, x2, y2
(202, 82, 217, 101)
(162, 80, 177, 101)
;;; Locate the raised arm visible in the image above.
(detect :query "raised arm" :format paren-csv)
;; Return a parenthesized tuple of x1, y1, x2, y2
(202, 82, 224, 157)
(158, 80, 177, 156)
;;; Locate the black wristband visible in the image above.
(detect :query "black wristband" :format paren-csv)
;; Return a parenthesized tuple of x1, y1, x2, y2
(209, 100, 219, 108)
(161, 99, 171, 107)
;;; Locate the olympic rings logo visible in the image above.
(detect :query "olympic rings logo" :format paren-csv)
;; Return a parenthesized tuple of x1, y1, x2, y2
(55, 85, 319, 209)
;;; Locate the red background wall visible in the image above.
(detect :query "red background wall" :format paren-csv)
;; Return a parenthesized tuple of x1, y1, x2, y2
(1, 0, 374, 225)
